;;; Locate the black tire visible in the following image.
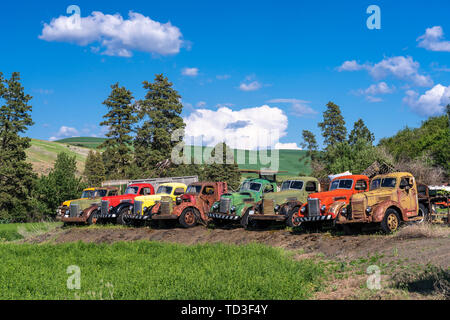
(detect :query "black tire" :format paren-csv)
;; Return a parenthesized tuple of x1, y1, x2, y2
(416, 203, 429, 224)
(241, 209, 257, 230)
(179, 208, 197, 228)
(286, 206, 301, 228)
(87, 210, 98, 225)
(381, 208, 400, 233)
(117, 206, 132, 226)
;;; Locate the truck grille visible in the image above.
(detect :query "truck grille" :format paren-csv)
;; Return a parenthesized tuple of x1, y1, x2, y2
(69, 203, 80, 218)
(160, 196, 172, 215)
(307, 198, 320, 217)
(219, 198, 231, 213)
(101, 200, 110, 215)
(134, 200, 143, 216)
(351, 199, 366, 220)
(262, 199, 274, 215)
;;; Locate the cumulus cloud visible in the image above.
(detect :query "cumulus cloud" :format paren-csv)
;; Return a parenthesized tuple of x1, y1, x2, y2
(353, 82, 395, 102)
(417, 26, 450, 52)
(182, 67, 199, 76)
(274, 142, 301, 150)
(216, 74, 231, 80)
(48, 126, 80, 141)
(267, 99, 317, 116)
(39, 11, 183, 57)
(239, 81, 262, 92)
(403, 84, 450, 116)
(338, 56, 433, 87)
(184, 105, 288, 149)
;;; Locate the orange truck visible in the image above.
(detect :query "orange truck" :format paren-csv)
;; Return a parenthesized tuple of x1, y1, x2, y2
(295, 175, 370, 226)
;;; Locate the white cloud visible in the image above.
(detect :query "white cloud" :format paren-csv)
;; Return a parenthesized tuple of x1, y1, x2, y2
(39, 11, 183, 57)
(184, 105, 288, 149)
(239, 81, 262, 91)
(216, 74, 231, 80)
(196, 101, 206, 107)
(49, 126, 80, 141)
(267, 98, 317, 116)
(417, 26, 450, 52)
(182, 67, 199, 76)
(354, 82, 395, 102)
(274, 142, 301, 150)
(338, 56, 433, 87)
(403, 84, 450, 116)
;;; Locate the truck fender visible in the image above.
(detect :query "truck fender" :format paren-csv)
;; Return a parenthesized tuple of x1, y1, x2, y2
(84, 204, 99, 218)
(328, 201, 347, 219)
(372, 201, 403, 223)
(114, 202, 133, 215)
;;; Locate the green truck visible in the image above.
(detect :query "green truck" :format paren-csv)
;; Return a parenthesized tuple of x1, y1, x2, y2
(208, 173, 279, 228)
(247, 176, 321, 228)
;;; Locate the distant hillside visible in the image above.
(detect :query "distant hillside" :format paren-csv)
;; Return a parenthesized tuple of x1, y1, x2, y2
(56, 137, 106, 149)
(27, 137, 311, 178)
(26, 139, 90, 176)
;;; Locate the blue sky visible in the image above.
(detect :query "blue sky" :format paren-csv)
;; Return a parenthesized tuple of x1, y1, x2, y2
(1, 0, 449, 149)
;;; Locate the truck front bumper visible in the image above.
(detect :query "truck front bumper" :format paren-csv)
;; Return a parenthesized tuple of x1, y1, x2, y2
(97, 213, 117, 219)
(151, 214, 179, 220)
(208, 213, 240, 221)
(249, 214, 286, 221)
(122, 214, 151, 221)
(295, 215, 333, 223)
(61, 217, 87, 223)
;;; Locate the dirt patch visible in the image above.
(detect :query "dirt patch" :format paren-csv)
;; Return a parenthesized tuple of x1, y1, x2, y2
(24, 224, 450, 268)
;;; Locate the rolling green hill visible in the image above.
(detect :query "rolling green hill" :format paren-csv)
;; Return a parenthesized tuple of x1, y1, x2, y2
(27, 137, 310, 177)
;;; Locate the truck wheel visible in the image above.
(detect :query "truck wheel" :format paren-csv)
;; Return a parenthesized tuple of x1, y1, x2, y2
(416, 203, 429, 224)
(381, 208, 400, 233)
(286, 207, 301, 228)
(117, 206, 132, 226)
(179, 208, 197, 228)
(87, 210, 98, 225)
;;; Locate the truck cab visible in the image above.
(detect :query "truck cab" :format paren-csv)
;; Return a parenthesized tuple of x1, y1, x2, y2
(337, 172, 424, 233)
(296, 175, 370, 225)
(208, 177, 278, 226)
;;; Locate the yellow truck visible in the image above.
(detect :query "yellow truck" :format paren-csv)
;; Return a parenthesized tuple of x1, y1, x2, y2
(56, 187, 119, 220)
(120, 182, 187, 225)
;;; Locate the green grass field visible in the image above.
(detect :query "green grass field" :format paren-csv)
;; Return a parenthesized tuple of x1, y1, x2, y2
(0, 241, 325, 299)
(56, 137, 107, 149)
(0, 222, 61, 241)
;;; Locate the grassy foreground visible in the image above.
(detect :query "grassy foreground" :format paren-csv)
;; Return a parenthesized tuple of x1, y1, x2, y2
(0, 222, 61, 241)
(0, 241, 325, 300)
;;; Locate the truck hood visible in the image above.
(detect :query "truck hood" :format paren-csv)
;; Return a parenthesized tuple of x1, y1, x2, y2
(308, 189, 356, 207)
(352, 189, 394, 206)
(263, 189, 304, 205)
(221, 191, 256, 206)
(135, 194, 169, 202)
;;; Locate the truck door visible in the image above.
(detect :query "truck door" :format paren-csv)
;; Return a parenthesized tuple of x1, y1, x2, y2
(200, 184, 216, 214)
(398, 176, 417, 216)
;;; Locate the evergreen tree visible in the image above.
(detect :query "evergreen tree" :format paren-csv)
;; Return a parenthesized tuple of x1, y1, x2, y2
(0, 72, 36, 222)
(349, 119, 375, 145)
(134, 74, 185, 175)
(202, 143, 241, 190)
(318, 101, 347, 149)
(300, 130, 318, 160)
(35, 152, 86, 216)
(99, 83, 136, 179)
(83, 150, 105, 186)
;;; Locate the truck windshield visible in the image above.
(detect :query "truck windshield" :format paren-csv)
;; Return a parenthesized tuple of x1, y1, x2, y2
(329, 179, 353, 190)
(371, 178, 397, 189)
(157, 186, 173, 195)
(281, 180, 303, 191)
(239, 182, 262, 192)
(186, 185, 202, 194)
(125, 186, 139, 194)
(81, 190, 95, 198)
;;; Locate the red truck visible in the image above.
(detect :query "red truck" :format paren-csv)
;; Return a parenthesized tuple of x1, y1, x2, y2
(96, 183, 155, 224)
(295, 175, 370, 227)
(150, 182, 228, 228)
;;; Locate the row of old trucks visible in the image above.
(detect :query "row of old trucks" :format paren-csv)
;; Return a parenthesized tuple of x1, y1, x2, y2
(56, 171, 442, 234)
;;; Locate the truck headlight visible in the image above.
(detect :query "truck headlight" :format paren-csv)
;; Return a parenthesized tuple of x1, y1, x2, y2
(366, 206, 372, 214)
(300, 206, 306, 213)
(321, 205, 326, 212)
(274, 205, 280, 212)
(231, 205, 236, 212)
(176, 197, 182, 205)
(212, 203, 219, 210)
(341, 207, 347, 214)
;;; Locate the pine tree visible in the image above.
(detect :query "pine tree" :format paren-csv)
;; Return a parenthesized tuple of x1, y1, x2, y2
(0, 72, 36, 222)
(318, 101, 347, 149)
(202, 143, 241, 190)
(134, 74, 185, 175)
(34, 152, 86, 216)
(84, 150, 105, 186)
(300, 130, 318, 159)
(99, 83, 136, 179)
(349, 119, 375, 145)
